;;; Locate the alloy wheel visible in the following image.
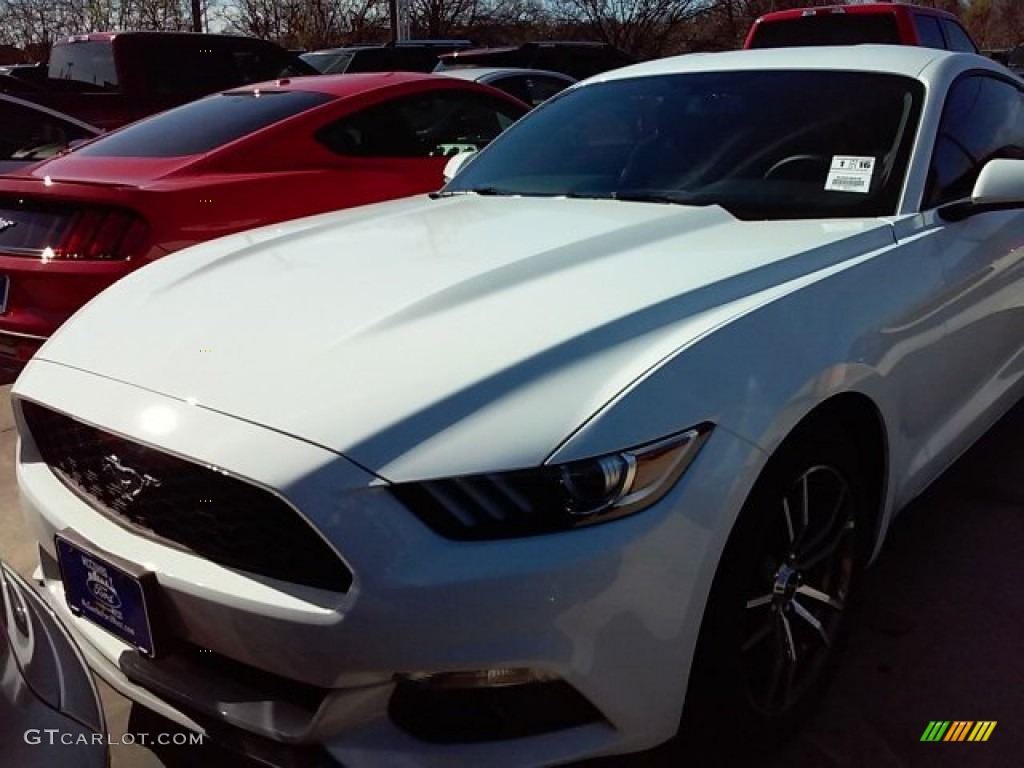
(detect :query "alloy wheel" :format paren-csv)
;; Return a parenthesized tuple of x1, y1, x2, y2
(741, 464, 857, 716)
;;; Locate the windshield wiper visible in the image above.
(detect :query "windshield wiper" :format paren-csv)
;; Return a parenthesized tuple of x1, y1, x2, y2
(432, 188, 710, 204)
(561, 191, 614, 200)
(431, 186, 514, 199)
(612, 190, 699, 205)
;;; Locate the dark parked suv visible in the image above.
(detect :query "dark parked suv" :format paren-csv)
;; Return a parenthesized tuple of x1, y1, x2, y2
(745, 3, 978, 53)
(301, 40, 476, 74)
(435, 41, 635, 80)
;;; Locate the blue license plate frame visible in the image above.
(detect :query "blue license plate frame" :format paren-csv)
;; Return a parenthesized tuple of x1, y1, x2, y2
(56, 532, 162, 657)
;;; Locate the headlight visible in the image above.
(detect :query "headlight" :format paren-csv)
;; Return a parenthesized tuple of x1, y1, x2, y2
(392, 424, 712, 539)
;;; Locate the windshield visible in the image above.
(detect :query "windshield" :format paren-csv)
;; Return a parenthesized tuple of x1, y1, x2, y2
(301, 51, 354, 74)
(48, 41, 119, 89)
(444, 70, 924, 220)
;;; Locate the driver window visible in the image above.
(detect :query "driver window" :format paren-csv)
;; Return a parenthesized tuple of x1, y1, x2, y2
(925, 75, 1024, 208)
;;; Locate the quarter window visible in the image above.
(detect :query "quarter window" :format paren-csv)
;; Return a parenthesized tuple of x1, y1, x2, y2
(926, 75, 1024, 207)
(526, 76, 572, 105)
(487, 76, 531, 105)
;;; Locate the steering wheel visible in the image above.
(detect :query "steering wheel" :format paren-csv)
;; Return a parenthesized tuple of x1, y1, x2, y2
(763, 153, 830, 181)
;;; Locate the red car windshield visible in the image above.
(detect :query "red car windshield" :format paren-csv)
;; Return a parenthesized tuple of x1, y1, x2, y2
(74, 90, 332, 157)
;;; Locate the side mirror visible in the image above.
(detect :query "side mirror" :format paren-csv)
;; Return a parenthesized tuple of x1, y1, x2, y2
(442, 150, 477, 184)
(939, 158, 1024, 221)
(971, 157, 1024, 203)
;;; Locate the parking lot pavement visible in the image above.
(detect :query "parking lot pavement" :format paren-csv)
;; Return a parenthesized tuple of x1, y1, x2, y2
(1, 379, 1021, 768)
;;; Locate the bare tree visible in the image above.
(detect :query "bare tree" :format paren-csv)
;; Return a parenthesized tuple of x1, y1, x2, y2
(222, 0, 386, 48)
(0, 0, 1008, 65)
(695, 0, 842, 51)
(912, 0, 964, 14)
(0, 0, 87, 48)
(552, 0, 707, 58)
(133, 0, 190, 29)
(0, 0, 198, 53)
(407, 0, 482, 37)
(963, 0, 1024, 48)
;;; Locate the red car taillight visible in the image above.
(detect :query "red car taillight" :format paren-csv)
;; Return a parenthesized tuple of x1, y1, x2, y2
(0, 198, 150, 262)
(54, 208, 150, 261)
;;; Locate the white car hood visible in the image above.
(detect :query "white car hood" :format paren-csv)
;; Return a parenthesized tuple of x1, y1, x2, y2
(37, 196, 894, 481)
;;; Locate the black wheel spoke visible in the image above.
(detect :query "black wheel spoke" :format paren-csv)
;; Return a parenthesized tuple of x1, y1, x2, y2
(791, 598, 831, 648)
(800, 472, 810, 530)
(795, 583, 844, 611)
(782, 497, 796, 545)
(786, 467, 845, 559)
(765, 632, 788, 705)
(777, 610, 797, 662)
(795, 490, 851, 570)
(743, 617, 774, 652)
(746, 593, 772, 609)
(765, 613, 798, 710)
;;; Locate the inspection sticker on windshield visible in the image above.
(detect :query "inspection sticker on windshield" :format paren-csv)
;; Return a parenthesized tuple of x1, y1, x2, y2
(825, 156, 875, 194)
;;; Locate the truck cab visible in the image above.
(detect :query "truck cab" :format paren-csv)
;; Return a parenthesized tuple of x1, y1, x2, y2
(745, 3, 978, 53)
(20, 32, 317, 130)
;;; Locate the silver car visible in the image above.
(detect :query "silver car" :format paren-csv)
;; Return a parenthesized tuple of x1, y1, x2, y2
(1, 561, 107, 766)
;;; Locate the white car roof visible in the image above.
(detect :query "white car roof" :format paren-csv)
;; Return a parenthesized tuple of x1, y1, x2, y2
(593, 44, 1000, 83)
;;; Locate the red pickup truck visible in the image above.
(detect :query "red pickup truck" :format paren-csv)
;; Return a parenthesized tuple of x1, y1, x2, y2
(745, 3, 978, 53)
(2, 31, 317, 130)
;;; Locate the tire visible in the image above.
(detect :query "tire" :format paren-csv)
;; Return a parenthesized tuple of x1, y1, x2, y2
(677, 422, 869, 760)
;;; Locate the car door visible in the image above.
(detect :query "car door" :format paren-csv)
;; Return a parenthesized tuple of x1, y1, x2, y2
(314, 89, 526, 205)
(915, 72, 1024, 470)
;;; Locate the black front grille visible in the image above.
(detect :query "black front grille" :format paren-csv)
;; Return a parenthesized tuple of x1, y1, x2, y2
(21, 400, 352, 592)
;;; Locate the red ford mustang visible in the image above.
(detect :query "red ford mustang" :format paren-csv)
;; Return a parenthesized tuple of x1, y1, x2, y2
(0, 72, 529, 362)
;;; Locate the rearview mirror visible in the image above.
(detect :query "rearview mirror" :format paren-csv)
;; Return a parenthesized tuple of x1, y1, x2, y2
(442, 150, 477, 183)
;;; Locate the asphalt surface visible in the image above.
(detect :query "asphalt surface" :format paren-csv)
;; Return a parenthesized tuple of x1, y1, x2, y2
(1, 378, 1021, 768)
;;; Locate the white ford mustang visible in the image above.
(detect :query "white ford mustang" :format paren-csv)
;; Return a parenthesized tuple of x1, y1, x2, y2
(12, 45, 1024, 766)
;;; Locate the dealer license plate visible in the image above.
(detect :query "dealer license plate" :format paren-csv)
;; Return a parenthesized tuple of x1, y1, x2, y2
(56, 533, 161, 657)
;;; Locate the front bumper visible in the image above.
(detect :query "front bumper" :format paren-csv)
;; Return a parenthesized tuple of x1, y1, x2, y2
(14, 359, 755, 767)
